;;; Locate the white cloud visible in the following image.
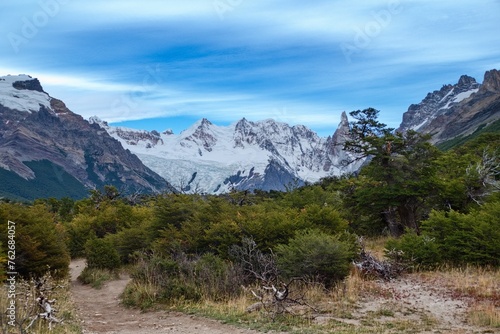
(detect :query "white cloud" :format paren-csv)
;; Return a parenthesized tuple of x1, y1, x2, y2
(1, 0, 500, 135)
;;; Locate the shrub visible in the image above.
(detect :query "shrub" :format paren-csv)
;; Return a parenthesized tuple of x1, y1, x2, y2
(110, 227, 149, 264)
(84, 237, 121, 270)
(126, 251, 244, 307)
(385, 232, 441, 270)
(386, 201, 500, 267)
(78, 267, 117, 289)
(275, 229, 358, 287)
(194, 253, 244, 300)
(121, 280, 158, 310)
(0, 203, 70, 278)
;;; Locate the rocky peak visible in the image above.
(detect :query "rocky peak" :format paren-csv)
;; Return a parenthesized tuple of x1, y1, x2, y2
(0, 75, 175, 198)
(480, 69, 500, 93)
(332, 112, 350, 141)
(13, 78, 45, 93)
(198, 118, 213, 129)
(234, 117, 251, 131)
(182, 118, 217, 152)
(457, 75, 478, 89)
(398, 73, 481, 132)
(328, 111, 351, 156)
(291, 124, 317, 140)
(0, 75, 52, 113)
(234, 118, 258, 147)
(88, 116, 108, 127)
(261, 119, 284, 135)
(398, 68, 500, 144)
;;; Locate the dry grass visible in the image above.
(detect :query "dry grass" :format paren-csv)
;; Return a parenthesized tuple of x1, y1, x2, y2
(0, 272, 81, 333)
(77, 267, 119, 289)
(121, 237, 499, 333)
(121, 280, 159, 310)
(321, 267, 389, 319)
(417, 265, 499, 296)
(190, 261, 498, 333)
(468, 302, 500, 327)
(362, 236, 394, 260)
(416, 265, 500, 329)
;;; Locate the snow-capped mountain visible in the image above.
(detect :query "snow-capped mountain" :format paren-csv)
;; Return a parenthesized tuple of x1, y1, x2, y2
(0, 74, 175, 200)
(91, 112, 364, 194)
(398, 69, 500, 143)
(398, 75, 480, 133)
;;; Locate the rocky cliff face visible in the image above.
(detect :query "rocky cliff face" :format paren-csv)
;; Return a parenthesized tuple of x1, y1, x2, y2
(97, 113, 363, 193)
(0, 75, 175, 199)
(398, 69, 500, 143)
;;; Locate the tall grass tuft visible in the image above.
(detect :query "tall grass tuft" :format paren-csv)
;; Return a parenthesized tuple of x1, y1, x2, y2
(77, 267, 119, 289)
(0, 271, 81, 333)
(468, 302, 500, 327)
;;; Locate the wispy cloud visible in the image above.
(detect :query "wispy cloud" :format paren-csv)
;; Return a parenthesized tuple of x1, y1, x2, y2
(1, 0, 499, 136)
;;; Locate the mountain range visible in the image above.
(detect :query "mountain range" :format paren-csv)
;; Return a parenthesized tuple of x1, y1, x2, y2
(89, 113, 363, 194)
(1, 69, 499, 199)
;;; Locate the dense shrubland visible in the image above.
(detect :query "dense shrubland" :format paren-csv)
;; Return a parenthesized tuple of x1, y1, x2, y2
(0, 108, 498, 330)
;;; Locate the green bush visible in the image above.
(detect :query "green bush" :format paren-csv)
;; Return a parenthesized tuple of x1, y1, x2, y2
(157, 278, 201, 302)
(0, 203, 70, 278)
(386, 201, 500, 267)
(78, 266, 117, 289)
(275, 229, 358, 287)
(111, 227, 149, 264)
(385, 232, 441, 270)
(84, 237, 121, 270)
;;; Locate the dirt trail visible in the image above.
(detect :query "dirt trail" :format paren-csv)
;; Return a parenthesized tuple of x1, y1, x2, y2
(69, 259, 260, 334)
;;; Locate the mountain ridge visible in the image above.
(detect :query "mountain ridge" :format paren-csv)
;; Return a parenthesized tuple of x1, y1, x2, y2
(91, 113, 363, 194)
(0, 74, 175, 200)
(398, 69, 500, 144)
(2, 68, 498, 199)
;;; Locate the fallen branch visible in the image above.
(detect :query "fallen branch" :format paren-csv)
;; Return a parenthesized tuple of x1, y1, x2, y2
(248, 278, 316, 317)
(25, 296, 62, 331)
(354, 240, 406, 280)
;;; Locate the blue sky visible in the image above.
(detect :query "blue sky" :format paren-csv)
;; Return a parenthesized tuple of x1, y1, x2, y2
(1, 0, 500, 137)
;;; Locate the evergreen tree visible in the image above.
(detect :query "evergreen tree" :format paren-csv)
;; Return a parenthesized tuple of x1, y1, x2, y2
(0, 203, 70, 278)
(343, 108, 442, 235)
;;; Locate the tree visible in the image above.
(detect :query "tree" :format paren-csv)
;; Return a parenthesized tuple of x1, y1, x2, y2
(343, 108, 442, 236)
(0, 203, 70, 278)
(436, 134, 500, 212)
(84, 237, 121, 270)
(343, 107, 393, 161)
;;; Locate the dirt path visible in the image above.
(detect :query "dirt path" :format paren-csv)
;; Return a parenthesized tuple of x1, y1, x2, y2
(69, 259, 260, 334)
